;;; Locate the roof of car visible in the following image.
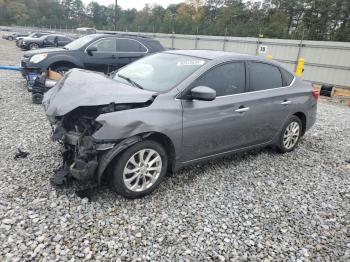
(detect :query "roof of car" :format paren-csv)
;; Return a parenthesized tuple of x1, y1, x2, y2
(95, 33, 155, 41)
(165, 49, 261, 60)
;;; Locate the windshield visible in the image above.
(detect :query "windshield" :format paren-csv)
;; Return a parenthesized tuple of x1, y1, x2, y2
(113, 53, 208, 92)
(64, 35, 96, 50)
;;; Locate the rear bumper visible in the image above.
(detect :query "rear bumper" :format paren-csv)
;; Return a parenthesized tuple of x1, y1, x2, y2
(306, 103, 317, 132)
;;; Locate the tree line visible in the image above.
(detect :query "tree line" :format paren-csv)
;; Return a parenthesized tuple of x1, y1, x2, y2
(0, 0, 349, 41)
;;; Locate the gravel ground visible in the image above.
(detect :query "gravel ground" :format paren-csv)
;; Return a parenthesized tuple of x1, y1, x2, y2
(0, 34, 350, 261)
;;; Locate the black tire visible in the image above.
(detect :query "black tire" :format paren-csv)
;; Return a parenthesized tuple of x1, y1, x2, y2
(111, 140, 168, 199)
(29, 43, 39, 50)
(50, 66, 71, 75)
(8, 36, 13, 41)
(276, 115, 302, 153)
(32, 93, 44, 104)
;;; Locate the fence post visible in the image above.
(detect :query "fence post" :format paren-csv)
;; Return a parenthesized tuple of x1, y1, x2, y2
(195, 27, 199, 49)
(295, 31, 305, 72)
(171, 32, 175, 49)
(255, 35, 261, 56)
(223, 27, 228, 51)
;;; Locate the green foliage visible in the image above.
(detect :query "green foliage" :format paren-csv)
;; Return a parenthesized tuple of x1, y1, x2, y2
(0, 0, 348, 41)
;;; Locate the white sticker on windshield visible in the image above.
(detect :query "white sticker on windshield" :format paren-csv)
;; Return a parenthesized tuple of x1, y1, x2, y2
(177, 60, 205, 66)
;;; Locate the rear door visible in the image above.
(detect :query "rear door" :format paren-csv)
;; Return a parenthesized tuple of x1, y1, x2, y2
(116, 38, 148, 68)
(42, 35, 56, 47)
(57, 36, 71, 46)
(240, 61, 295, 145)
(83, 37, 119, 74)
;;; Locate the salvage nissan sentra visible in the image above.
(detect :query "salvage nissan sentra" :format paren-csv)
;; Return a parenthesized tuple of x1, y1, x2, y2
(43, 50, 318, 198)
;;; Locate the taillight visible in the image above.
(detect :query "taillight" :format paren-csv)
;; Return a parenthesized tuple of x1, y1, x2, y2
(312, 90, 320, 101)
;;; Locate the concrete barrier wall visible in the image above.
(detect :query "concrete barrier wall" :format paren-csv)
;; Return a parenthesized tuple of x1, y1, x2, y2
(11, 26, 350, 87)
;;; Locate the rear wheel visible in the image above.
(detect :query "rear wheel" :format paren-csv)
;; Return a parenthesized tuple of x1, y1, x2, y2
(111, 140, 167, 199)
(276, 116, 302, 153)
(29, 43, 39, 50)
(8, 36, 13, 41)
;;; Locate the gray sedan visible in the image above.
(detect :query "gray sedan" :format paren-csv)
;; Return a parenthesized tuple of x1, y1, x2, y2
(43, 50, 318, 198)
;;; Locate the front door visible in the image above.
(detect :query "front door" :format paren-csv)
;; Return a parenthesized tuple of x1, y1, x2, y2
(181, 61, 251, 161)
(83, 37, 119, 74)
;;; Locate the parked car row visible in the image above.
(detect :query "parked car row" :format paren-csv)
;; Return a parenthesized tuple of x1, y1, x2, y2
(2, 32, 28, 40)
(19, 34, 74, 50)
(3, 30, 74, 50)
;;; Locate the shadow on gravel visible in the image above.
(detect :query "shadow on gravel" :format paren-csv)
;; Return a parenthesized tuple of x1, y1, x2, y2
(53, 146, 277, 202)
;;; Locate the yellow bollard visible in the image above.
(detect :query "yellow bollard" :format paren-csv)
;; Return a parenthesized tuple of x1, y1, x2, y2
(296, 58, 305, 77)
(266, 55, 273, 60)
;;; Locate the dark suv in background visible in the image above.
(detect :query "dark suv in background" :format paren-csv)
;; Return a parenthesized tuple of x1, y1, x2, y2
(21, 34, 164, 75)
(20, 34, 74, 50)
(16, 32, 51, 47)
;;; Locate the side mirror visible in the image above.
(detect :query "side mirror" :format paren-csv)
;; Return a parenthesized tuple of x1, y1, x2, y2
(190, 86, 216, 101)
(86, 46, 97, 56)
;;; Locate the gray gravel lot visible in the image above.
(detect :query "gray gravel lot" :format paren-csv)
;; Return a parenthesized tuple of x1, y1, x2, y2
(0, 35, 350, 261)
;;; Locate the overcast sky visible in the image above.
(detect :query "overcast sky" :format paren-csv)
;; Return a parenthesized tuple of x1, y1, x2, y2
(82, 0, 185, 10)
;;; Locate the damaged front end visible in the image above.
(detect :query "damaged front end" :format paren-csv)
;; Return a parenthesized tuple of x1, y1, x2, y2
(43, 69, 159, 186)
(50, 104, 141, 185)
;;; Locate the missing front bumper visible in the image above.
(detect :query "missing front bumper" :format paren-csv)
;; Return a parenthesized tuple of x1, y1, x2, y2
(70, 158, 98, 181)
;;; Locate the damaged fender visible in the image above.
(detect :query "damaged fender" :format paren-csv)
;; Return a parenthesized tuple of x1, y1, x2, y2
(96, 133, 153, 184)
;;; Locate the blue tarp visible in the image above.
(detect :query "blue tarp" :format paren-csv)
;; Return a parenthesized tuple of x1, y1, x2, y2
(0, 66, 21, 71)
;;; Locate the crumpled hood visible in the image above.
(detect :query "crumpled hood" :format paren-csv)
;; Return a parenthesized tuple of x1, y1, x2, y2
(43, 69, 158, 118)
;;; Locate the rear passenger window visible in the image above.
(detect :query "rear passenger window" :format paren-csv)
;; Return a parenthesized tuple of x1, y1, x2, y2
(46, 36, 56, 42)
(117, 39, 147, 53)
(249, 62, 283, 91)
(281, 68, 295, 86)
(91, 38, 117, 52)
(194, 62, 245, 96)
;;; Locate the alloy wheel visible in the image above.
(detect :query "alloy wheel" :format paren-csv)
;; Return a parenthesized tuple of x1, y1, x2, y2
(283, 121, 300, 150)
(123, 149, 162, 192)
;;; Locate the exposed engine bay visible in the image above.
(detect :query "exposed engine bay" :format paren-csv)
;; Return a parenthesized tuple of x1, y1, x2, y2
(41, 69, 160, 186)
(50, 102, 154, 186)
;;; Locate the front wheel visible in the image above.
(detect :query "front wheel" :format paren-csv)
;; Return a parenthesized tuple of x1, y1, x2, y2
(50, 66, 71, 75)
(8, 36, 13, 41)
(111, 140, 168, 199)
(29, 43, 39, 50)
(32, 93, 44, 104)
(276, 116, 302, 153)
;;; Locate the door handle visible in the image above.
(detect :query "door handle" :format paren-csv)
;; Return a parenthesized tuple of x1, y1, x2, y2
(111, 54, 117, 59)
(281, 100, 292, 105)
(235, 107, 250, 113)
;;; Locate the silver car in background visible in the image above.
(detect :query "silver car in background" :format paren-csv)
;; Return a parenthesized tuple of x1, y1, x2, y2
(43, 50, 318, 198)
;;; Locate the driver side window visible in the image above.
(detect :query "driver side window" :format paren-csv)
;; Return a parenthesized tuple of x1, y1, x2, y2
(194, 62, 246, 96)
(90, 38, 116, 52)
